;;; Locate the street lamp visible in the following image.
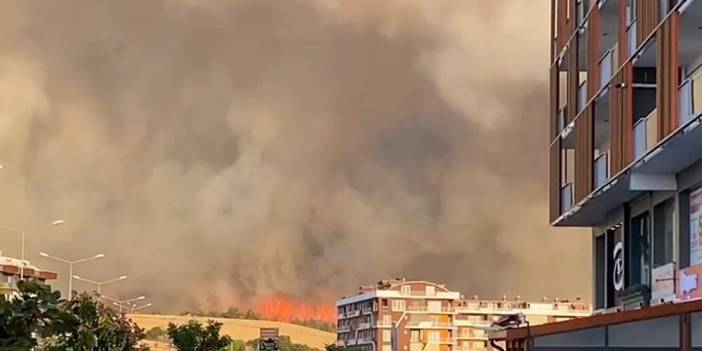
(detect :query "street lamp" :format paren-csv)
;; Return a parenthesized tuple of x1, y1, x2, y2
(102, 295, 146, 313)
(72, 274, 127, 294)
(0, 220, 65, 279)
(130, 302, 152, 313)
(39, 251, 104, 299)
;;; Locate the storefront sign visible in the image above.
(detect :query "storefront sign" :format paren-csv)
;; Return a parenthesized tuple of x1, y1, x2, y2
(613, 241, 625, 292)
(651, 262, 676, 305)
(677, 264, 702, 301)
(690, 188, 702, 266)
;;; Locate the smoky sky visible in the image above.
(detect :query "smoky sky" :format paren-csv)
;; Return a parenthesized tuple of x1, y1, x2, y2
(0, 0, 590, 311)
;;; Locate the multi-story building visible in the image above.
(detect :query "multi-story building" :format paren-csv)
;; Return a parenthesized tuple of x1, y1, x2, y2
(454, 297, 590, 351)
(337, 279, 461, 351)
(336, 280, 590, 351)
(0, 251, 57, 296)
(490, 0, 702, 349)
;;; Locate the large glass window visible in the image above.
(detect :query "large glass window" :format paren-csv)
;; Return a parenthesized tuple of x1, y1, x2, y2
(654, 199, 675, 267)
(629, 212, 651, 287)
(595, 234, 605, 309)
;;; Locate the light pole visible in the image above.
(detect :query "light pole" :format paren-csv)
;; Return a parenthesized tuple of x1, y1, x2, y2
(102, 295, 146, 313)
(0, 220, 64, 279)
(39, 251, 104, 299)
(72, 274, 127, 294)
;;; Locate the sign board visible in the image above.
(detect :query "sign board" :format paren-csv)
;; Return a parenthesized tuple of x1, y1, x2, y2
(677, 264, 702, 301)
(690, 188, 702, 266)
(651, 262, 676, 305)
(260, 328, 280, 351)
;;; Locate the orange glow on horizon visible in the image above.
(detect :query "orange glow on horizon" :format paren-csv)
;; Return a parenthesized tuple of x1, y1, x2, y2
(253, 296, 336, 324)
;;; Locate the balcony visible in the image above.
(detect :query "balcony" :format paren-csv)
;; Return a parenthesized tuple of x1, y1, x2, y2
(358, 322, 371, 330)
(337, 325, 351, 333)
(594, 152, 609, 189)
(357, 337, 374, 345)
(346, 310, 360, 318)
(361, 307, 372, 315)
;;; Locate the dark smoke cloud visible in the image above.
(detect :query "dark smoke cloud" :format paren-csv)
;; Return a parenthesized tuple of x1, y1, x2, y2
(0, 0, 590, 310)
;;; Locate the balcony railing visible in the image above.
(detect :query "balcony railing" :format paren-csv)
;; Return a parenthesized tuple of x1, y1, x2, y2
(406, 306, 454, 313)
(357, 337, 374, 344)
(628, 20, 637, 57)
(406, 321, 455, 329)
(633, 109, 658, 160)
(358, 322, 371, 330)
(561, 183, 573, 214)
(594, 152, 609, 189)
(578, 81, 588, 113)
(600, 49, 614, 90)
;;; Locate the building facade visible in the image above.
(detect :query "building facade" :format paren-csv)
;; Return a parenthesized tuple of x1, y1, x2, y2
(491, 0, 702, 349)
(0, 252, 57, 296)
(336, 279, 590, 351)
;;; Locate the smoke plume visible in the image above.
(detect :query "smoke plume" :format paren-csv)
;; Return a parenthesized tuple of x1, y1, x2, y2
(0, 0, 590, 312)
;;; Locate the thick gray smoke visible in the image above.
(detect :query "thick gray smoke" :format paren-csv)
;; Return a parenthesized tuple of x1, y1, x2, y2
(0, 0, 590, 311)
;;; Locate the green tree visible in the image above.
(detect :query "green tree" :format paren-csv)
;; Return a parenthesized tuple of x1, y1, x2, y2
(43, 291, 146, 350)
(167, 320, 232, 351)
(0, 280, 63, 350)
(0, 280, 146, 351)
(246, 336, 313, 351)
(144, 326, 167, 340)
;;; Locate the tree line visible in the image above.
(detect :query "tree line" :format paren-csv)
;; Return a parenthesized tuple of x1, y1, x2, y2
(179, 308, 337, 333)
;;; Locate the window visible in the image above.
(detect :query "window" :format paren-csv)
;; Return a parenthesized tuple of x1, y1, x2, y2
(595, 234, 605, 309)
(382, 299, 388, 309)
(382, 346, 392, 351)
(425, 285, 436, 296)
(383, 315, 392, 325)
(383, 330, 392, 342)
(410, 330, 420, 342)
(428, 331, 440, 344)
(629, 213, 651, 287)
(391, 300, 406, 312)
(401, 285, 411, 295)
(654, 199, 675, 267)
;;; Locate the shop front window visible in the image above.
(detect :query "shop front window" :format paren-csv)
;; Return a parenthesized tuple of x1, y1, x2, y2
(629, 212, 651, 287)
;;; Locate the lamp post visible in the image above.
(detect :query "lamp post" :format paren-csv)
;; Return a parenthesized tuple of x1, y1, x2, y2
(72, 274, 127, 294)
(39, 251, 104, 299)
(0, 220, 64, 279)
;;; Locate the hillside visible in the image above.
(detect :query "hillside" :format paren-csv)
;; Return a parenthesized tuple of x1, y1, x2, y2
(129, 314, 336, 350)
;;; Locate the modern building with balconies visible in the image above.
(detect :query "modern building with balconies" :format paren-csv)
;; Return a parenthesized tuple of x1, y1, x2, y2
(490, 0, 702, 349)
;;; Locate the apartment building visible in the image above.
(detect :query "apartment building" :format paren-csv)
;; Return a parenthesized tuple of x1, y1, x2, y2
(454, 297, 590, 351)
(0, 251, 57, 296)
(337, 279, 461, 351)
(490, 0, 702, 349)
(336, 280, 590, 351)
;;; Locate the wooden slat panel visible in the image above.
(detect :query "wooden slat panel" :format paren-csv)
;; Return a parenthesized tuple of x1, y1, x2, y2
(656, 15, 680, 140)
(556, 0, 570, 53)
(619, 0, 629, 65)
(636, 0, 660, 47)
(549, 141, 562, 223)
(575, 105, 594, 202)
(588, 6, 601, 99)
(550, 65, 559, 141)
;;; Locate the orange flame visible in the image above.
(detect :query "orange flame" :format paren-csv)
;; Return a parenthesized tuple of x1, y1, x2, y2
(253, 295, 336, 323)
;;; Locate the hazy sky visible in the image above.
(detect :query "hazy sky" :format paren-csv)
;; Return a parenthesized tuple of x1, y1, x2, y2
(0, 0, 590, 311)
